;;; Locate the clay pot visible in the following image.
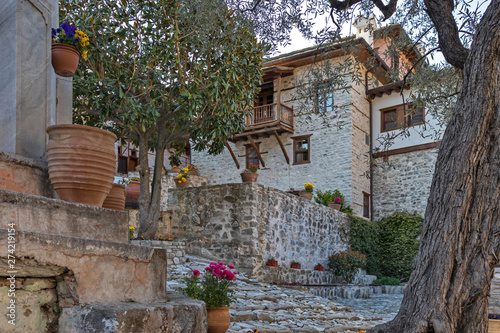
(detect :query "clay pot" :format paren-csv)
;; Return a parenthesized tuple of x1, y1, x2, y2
(314, 266, 324, 271)
(102, 184, 126, 211)
(328, 202, 341, 211)
(171, 167, 181, 173)
(175, 178, 191, 188)
(46, 124, 116, 207)
(299, 190, 313, 200)
(207, 307, 230, 333)
(51, 44, 80, 77)
(240, 172, 258, 183)
(125, 181, 140, 203)
(188, 170, 198, 176)
(267, 260, 278, 267)
(291, 263, 301, 269)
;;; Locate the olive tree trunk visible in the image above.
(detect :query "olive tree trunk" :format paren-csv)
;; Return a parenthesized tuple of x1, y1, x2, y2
(369, 3, 500, 333)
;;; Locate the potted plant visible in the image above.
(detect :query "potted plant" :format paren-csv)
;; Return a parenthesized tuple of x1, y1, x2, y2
(489, 314, 500, 332)
(328, 250, 367, 284)
(102, 178, 128, 211)
(328, 197, 342, 211)
(51, 22, 89, 77)
(169, 148, 183, 173)
(266, 258, 278, 267)
(187, 164, 198, 176)
(125, 177, 140, 204)
(46, 124, 116, 207)
(291, 261, 301, 269)
(175, 167, 190, 188)
(299, 183, 314, 200)
(180, 262, 238, 333)
(241, 163, 259, 182)
(314, 263, 324, 271)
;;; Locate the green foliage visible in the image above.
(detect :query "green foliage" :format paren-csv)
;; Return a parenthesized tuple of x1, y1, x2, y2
(372, 276, 400, 286)
(328, 250, 366, 283)
(348, 212, 423, 280)
(314, 189, 344, 207)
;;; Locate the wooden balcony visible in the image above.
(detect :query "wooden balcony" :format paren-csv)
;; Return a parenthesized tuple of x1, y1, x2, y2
(233, 103, 294, 141)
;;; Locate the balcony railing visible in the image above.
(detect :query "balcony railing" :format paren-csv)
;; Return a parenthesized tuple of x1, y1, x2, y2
(245, 103, 294, 129)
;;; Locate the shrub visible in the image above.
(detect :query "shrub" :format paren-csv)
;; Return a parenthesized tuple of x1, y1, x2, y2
(348, 215, 381, 277)
(372, 276, 400, 285)
(328, 249, 366, 283)
(314, 189, 344, 207)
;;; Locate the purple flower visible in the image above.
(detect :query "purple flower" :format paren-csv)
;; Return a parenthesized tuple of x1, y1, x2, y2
(51, 28, 57, 39)
(61, 22, 76, 38)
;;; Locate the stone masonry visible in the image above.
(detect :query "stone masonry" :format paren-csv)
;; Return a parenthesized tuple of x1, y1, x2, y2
(371, 148, 438, 219)
(167, 183, 349, 279)
(131, 240, 187, 266)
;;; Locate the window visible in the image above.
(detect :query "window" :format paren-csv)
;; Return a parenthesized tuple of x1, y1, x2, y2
(363, 192, 370, 218)
(292, 134, 312, 165)
(245, 143, 260, 169)
(381, 103, 425, 132)
(117, 143, 139, 174)
(257, 83, 274, 106)
(315, 82, 334, 113)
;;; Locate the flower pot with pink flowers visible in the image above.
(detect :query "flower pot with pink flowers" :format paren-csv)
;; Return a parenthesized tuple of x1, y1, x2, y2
(241, 163, 260, 182)
(328, 197, 342, 211)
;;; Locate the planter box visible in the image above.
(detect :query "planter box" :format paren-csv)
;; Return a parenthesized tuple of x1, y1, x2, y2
(490, 319, 500, 333)
(267, 260, 278, 267)
(291, 263, 301, 269)
(314, 266, 324, 271)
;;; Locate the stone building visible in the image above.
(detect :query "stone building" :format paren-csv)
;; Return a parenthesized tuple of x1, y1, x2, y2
(192, 18, 443, 220)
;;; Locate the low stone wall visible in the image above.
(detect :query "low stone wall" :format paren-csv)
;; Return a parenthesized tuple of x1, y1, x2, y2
(131, 240, 186, 265)
(167, 183, 349, 279)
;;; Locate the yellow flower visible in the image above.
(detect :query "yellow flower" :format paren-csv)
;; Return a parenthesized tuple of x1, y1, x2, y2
(178, 180, 182, 183)
(82, 51, 88, 59)
(177, 174, 182, 178)
(181, 177, 186, 182)
(129, 226, 135, 230)
(182, 167, 189, 172)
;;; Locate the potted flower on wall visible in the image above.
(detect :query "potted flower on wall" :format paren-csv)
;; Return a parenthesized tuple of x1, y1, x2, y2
(314, 263, 324, 271)
(291, 261, 301, 269)
(51, 22, 89, 77)
(489, 314, 500, 332)
(267, 258, 278, 267)
(328, 197, 342, 211)
(180, 262, 238, 333)
(175, 167, 190, 188)
(240, 163, 259, 182)
(299, 183, 314, 200)
(187, 164, 198, 176)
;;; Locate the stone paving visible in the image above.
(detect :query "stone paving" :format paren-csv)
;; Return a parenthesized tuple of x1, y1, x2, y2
(167, 256, 403, 333)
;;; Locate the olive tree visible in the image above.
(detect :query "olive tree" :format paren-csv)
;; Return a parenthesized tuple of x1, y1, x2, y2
(61, 0, 266, 237)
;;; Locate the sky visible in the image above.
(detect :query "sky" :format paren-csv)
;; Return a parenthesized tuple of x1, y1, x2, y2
(275, 0, 491, 65)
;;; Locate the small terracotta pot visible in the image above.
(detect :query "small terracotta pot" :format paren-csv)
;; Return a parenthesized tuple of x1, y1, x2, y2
(51, 44, 80, 77)
(329, 202, 341, 211)
(171, 167, 181, 173)
(175, 178, 191, 188)
(291, 263, 301, 269)
(267, 260, 278, 267)
(314, 266, 324, 271)
(299, 190, 313, 200)
(207, 307, 230, 333)
(125, 181, 140, 204)
(241, 172, 258, 183)
(188, 170, 198, 176)
(102, 184, 126, 211)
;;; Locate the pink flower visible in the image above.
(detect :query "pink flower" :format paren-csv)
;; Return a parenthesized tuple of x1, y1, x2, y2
(213, 269, 223, 278)
(205, 267, 212, 271)
(335, 197, 341, 204)
(219, 266, 226, 270)
(218, 261, 225, 266)
(233, 271, 238, 274)
(228, 264, 235, 269)
(192, 270, 201, 277)
(223, 270, 236, 281)
(209, 262, 218, 268)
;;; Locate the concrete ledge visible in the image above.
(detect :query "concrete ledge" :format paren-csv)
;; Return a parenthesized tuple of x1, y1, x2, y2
(0, 230, 167, 305)
(0, 189, 128, 243)
(0, 152, 53, 197)
(58, 292, 207, 333)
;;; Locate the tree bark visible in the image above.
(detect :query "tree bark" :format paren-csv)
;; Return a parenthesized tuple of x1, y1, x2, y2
(369, 3, 500, 332)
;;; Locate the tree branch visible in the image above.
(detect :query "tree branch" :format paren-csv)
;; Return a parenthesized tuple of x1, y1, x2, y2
(423, 0, 469, 69)
(372, 0, 398, 20)
(328, 0, 363, 11)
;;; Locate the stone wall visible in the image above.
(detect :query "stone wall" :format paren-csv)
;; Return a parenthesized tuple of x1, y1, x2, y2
(371, 148, 438, 219)
(167, 183, 349, 279)
(131, 240, 186, 266)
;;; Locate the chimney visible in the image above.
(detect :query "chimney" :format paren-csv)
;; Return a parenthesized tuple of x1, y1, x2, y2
(353, 16, 377, 47)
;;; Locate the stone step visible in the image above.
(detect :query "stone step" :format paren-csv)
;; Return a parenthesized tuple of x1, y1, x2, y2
(0, 229, 166, 304)
(0, 189, 128, 243)
(58, 292, 206, 333)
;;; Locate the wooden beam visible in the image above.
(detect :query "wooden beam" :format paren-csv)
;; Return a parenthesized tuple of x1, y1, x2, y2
(225, 143, 240, 169)
(246, 135, 266, 168)
(274, 130, 290, 164)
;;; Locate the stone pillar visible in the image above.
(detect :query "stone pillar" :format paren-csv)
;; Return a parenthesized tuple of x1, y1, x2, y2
(0, 0, 66, 162)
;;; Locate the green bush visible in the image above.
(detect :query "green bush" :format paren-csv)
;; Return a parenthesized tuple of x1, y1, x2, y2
(348, 211, 423, 280)
(372, 276, 400, 285)
(315, 189, 353, 214)
(328, 250, 366, 283)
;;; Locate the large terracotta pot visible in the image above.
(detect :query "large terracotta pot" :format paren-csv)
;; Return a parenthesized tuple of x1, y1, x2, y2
(207, 307, 230, 333)
(328, 202, 341, 211)
(175, 178, 191, 188)
(102, 184, 126, 211)
(125, 181, 140, 203)
(46, 124, 116, 207)
(240, 172, 258, 183)
(299, 190, 313, 200)
(51, 44, 80, 77)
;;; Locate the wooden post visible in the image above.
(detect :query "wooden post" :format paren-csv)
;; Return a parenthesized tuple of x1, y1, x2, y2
(225, 143, 240, 169)
(276, 74, 282, 122)
(246, 135, 265, 168)
(274, 130, 290, 164)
